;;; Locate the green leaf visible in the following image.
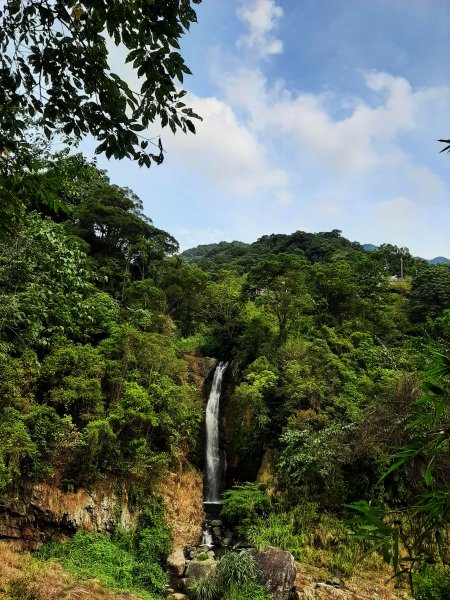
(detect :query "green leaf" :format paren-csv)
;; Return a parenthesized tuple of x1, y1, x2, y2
(424, 458, 435, 486)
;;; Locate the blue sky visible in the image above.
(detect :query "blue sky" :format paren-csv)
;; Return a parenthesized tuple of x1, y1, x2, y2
(92, 0, 450, 257)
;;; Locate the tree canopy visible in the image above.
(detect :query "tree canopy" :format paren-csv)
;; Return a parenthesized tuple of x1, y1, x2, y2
(0, 0, 201, 168)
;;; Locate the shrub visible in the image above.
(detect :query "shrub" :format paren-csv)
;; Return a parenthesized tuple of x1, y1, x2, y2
(223, 582, 271, 600)
(218, 551, 257, 588)
(134, 498, 173, 565)
(5, 560, 45, 600)
(188, 576, 220, 600)
(37, 532, 134, 589)
(132, 560, 167, 593)
(7, 577, 43, 600)
(221, 483, 271, 526)
(326, 542, 359, 578)
(414, 566, 450, 600)
(244, 512, 305, 560)
(37, 514, 170, 597)
(188, 551, 264, 600)
(278, 424, 354, 507)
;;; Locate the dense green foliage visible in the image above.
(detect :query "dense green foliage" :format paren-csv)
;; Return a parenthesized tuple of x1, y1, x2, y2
(4, 7, 449, 594)
(1, 136, 450, 595)
(0, 154, 205, 494)
(188, 551, 270, 600)
(186, 232, 450, 590)
(221, 483, 271, 525)
(348, 351, 450, 593)
(414, 566, 450, 600)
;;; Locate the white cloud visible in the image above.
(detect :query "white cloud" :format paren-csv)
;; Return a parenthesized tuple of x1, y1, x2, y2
(404, 166, 445, 204)
(86, 9, 450, 259)
(218, 67, 450, 181)
(164, 93, 292, 201)
(275, 190, 294, 205)
(237, 0, 283, 57)
(376, 196, 418, 241)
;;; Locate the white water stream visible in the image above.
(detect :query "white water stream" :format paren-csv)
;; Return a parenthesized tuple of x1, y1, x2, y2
(201, 525, 214, 547)
(204, 361, 228, 503)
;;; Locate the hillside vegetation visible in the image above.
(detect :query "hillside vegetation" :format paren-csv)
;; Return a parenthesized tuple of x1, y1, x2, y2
(1, 148, 450, 597)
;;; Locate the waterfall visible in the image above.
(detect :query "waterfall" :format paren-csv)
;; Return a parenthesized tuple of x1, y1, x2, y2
(204, 361, 228, 503)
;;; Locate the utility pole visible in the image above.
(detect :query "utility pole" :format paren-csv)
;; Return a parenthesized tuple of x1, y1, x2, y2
(397, 247, 407, 280)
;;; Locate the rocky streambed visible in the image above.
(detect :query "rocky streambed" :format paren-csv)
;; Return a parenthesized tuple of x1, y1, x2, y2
(166, 535, 297, 600)
(165, 536, 410, 600)
(165, 516, 233, 597)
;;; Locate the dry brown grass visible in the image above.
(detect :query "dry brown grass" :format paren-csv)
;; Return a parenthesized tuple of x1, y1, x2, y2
(294, 559, 411, 599)
(0, 543, 139, 600)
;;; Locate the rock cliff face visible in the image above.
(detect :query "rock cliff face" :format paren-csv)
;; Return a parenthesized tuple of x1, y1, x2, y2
(159, 469, 204, 548)
(0, 481, 135, 550)
(0, 469, 205, 552)
(184, 355, 218, 390)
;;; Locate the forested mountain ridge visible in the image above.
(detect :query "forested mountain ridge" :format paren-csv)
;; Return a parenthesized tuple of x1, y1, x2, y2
(182, 229, 361, 273)
(184, 236, 449, 269)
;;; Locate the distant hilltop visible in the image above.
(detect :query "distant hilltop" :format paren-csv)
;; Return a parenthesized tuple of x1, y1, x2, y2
(428, 256, 450, 264)
(362, 244, 449, 265)
(362, 244, 378, 252)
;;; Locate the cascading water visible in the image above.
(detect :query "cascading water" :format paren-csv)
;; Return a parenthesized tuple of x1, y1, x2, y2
(204, 361, 228, 503)
(202, 361, 228, 547)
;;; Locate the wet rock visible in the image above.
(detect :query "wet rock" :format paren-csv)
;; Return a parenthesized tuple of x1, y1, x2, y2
(212, 526, 221, 537)
(210, 519, 223, 527)
(180, 577, 188, 590)
(167, 548, 186, 577)
(187, 557, 218, 582)
(250, 546, 296, 600)
(222, 537, 232, 547)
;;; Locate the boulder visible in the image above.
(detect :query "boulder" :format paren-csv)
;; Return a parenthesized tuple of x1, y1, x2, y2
(169, 594, 188, 600)
(250, 546, 296, 600)
(186, 557, 217, 582)
(210, 519, 223, 527)
(167, 548, 186, 577)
